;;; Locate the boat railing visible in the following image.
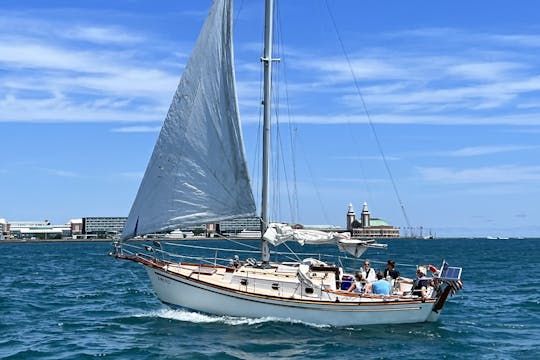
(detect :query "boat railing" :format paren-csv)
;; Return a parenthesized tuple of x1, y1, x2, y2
(120, 242, 232, 267)
(118, 240, 421, 276)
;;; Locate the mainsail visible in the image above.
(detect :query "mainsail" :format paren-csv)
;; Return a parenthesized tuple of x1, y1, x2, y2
(122, 0, 255, 240)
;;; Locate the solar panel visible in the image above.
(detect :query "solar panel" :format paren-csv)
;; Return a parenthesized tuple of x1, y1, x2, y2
(439, 262, 462, 280)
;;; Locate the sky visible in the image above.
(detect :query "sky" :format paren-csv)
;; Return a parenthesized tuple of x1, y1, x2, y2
(1, 0, 540, 238)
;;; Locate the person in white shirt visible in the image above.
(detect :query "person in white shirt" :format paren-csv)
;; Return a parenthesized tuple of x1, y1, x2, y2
(347, 272, 366, 294)
(361, 260, 377, 283)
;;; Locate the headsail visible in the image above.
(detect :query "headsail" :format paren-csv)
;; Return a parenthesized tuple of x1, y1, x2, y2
(122, 0, 256, 240)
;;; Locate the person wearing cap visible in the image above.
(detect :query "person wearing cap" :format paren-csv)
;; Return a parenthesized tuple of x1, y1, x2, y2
(360, 260, 377, 283)
(413, 266, 429, 298)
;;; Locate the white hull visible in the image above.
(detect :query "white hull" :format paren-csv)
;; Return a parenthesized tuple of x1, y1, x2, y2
(145, 266, 441, 326)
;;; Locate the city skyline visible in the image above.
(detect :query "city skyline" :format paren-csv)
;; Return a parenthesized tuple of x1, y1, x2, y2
(1, 1, 540, 237)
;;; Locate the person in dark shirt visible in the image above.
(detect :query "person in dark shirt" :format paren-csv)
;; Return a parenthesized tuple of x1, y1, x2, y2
(413, 266, 429, 298)
(383, 259, 400, 280)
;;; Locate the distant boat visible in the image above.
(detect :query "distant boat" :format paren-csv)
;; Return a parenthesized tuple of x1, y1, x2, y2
(233, 230, 261, 238)
(111, 0, 463, 326)
(164, 230, 185, 239)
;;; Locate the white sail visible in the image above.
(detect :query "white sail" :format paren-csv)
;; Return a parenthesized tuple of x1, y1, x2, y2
(122, 0, 255, 240)
(112, 0, 462, 327)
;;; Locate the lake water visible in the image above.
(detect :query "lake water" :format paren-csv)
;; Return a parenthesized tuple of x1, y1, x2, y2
(1, 238, 538, 359)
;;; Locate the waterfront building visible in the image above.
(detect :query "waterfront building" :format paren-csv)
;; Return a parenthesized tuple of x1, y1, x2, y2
(70, 219, 83, 236)
(82, 217, 127, 238)
(346, 202, 399, 238)
(218, 216, 261, 236)
(0, 218, 7, 240)
(8, 220, 71, 239)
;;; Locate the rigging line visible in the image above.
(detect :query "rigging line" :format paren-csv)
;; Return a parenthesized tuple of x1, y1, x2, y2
(272, 96, 280, 220)
(268, 2, 282, 222)
(297, 137, 331, 225)
(205, 231, 262, 251)
(273, 102, 295, 223)
(233, 0, 245, 24)
(270, 0, 291, 223)
(251, 52, 264, 208)
(271, 104, 281, 220)
(165, 242, 261, 254)
(223, 237, 261, 250)
(323, 0, 412, 228)
(163, 240, 341, 258)
(283, 242, 302, 262)
(250, 0, 268, 210)
(275, 0, 298, 224)
(164, 251, 232, 264)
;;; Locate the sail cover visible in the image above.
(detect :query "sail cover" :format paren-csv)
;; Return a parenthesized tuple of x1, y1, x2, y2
(263, 223, 351, 246)
(122, 0, 256, 240)
(263, 223, 387, 258)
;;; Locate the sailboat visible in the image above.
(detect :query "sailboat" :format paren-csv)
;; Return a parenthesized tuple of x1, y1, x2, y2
(111, 0, 462, 326)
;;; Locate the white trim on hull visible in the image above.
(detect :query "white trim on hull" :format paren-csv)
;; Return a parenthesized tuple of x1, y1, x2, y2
(145, 266, 441, 326)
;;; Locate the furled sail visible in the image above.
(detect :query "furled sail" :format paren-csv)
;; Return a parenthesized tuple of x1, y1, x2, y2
(263, 223, 387, 258)
(122, 0, 256, 240)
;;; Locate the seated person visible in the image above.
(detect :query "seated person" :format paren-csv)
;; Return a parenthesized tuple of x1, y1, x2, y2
(361, 260, 377, 283)
(383, 259, 400, 280)
(368, 271, 391, 295)
(347, 272, 366, 294)
(230, 255, 241, 269)
(412, 266, 430, 298)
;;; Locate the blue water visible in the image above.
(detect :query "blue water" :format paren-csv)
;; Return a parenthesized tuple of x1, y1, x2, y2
(1, 239, 539, 359)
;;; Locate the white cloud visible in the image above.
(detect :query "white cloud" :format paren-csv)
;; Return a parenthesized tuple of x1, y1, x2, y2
(111, 126, 162, 133)
(282, 28, 540, 120)
(1, 11, 540, 128)
(0, 13, 182, 123)
(66, 26, 144, 44)
(113, 172, 144, 179)
(418, 165, 540, 184)
(503, 128, 540, 134)
(491, 34, 540, 47)
(0, 41, 109, 72)
(322, 177, 388, 183)
(37, 168, 83, 178)
(446, 62, 525, 81)
(440, 145, 540, 157)
(241, 112, 540, 126)
(332, 155, 400, 161)
(0, 95, 161, 122)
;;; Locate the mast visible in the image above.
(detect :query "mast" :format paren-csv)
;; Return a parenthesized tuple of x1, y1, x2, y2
(261, 0, 276, 262)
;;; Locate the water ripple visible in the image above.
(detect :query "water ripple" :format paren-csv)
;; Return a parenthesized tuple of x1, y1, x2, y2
(1, 240, 539, 359)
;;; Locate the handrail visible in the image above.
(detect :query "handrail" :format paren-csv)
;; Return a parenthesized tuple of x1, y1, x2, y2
(118, 240, 420, 271)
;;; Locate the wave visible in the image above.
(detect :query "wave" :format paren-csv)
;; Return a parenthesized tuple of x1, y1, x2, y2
(133, 307, 330, 328)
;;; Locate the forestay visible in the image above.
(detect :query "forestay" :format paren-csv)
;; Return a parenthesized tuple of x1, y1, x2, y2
(122, 0, 255, 240)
